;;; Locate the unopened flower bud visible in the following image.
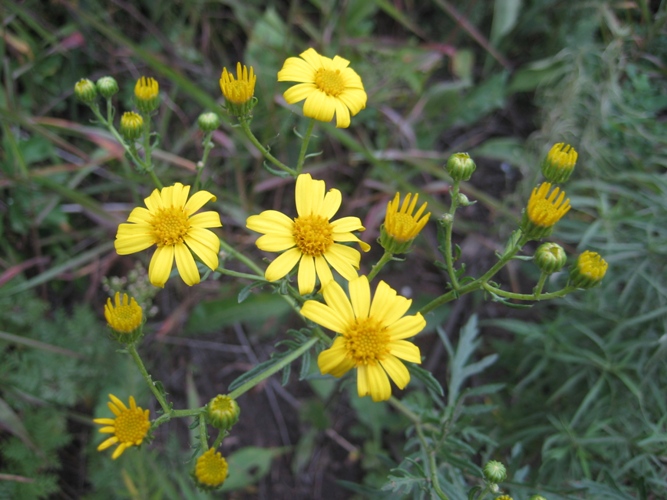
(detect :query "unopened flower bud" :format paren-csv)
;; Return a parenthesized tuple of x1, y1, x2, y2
(541, 142, 577, 184)
(134, 76, 160, 113)
(534, 242, 567, 274)
(528, 496, 547, 500)
(206, 395, 240, 430)
(457, 193, 475, 206)
(198, 112, 221, 133)
(569, 251, 608, 289)
(96, 76, 119, 99)
(120, 112, 144, 141)
(74, 78, 98, 104)
(446, 152, 476, 181)
(483, 460, 507, 483)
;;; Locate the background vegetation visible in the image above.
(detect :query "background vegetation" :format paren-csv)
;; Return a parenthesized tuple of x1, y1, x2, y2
(1, 0, 666, 498)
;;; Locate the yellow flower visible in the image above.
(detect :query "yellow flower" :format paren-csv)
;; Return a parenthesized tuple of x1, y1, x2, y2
(93, 394, 150, 460)
(194, 448, 228, 489)
(301, 275, 425, 402)
(246, 173, 370, 295)
(380, 193, 431, 254)
(541, 142, 577, 184)
(115, 183, 222, 288)
(569, 250, 608, 289)
(134, 76, 159, 113)
(119, 111, 144, 141)
(220, 62, 256, 105)
(277, 48, 367, 128)
(522, 182, 571, 240)
(104, 292, 143, 334)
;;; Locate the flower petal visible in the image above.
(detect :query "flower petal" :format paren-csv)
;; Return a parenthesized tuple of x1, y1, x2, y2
(114, 233, 155, 255)
(144, 189, 163, 212)
(188, 211, 222, 228)
(380, 355, 411, 389)
(337, 88, 367, 115)
(296, 174, 325, 217)
(331, 216, 364, 233)
(314, 255, 334, 289)
(184, 190, 216, 215)
(386, 314, 426, 340)
(148, 245, 174, 288)
(324, 244, 361, 281)
(298, 255, 317, 295)
(300, 301, 347, 334)
(303, 90, 336, 123)
(369, 281, 399, 324)
(97, 436, 119, 451)
(111, 442, 130, 460)
(174, 243, 200, 286)
(320, 188, 342, 220)
(388, 340, 421, 363)
(299, 48, 325, 71)
(127, 207, 152, 224)
(265, 247, 301, 282)
(256, 234, 296, 252)
(366, 364, 392, 401)
(246, 210, 295, 235)
(348, 275, 371, 319)
(318, 337, 355, 377)
(278, 56, 317, 81)
(322, 279, 355, 323)
(283, 83, 318, 104)
(332, 232, 371, 252)
(334, 98, 351, 128)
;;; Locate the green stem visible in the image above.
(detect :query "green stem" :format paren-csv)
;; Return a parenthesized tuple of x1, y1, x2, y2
(218, 237, 264, 276)
(483, 283, 576, 301)
(367, 251, 394, 282)
(194, 131, 214, 191)
(141, 114, 163, 189)
(443, 181, 461, 289)
(228, 337, 319, 400)
(211, 431, 226, 450)
(152, 408, 204, 428)
(127, 344, 171, 415)
(239, 119, 297, 177)
(533, 272, 549, 296)
(295, 119, 315, 175)
(198, 412, 208, 450)
(215, 266, 266, 282)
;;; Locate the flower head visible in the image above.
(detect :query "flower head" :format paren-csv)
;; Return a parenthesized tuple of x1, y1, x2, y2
(246, 174, 370, 295)
(104, 292, 143, 335)
(541, 142, 577, 184)
(277, 48, 367, 128)
(220, 63, 256, 105)
(483, 460, 507, 483)
(206, 395, 240, 430)
(301, 275, 425, 402)
(521, 182, 571, 240)
(74, 78, 98, 104)
(120, 111, 144, 141)
(380, 193, 431, 254)
(534, 242, 567, 274)
(446, 152, 477, 181)
(134, 76, 159, 113)
(96, 76, 119, 99)
(194, 448, 228, 490)
(93, 394, 150, 459)
(115, 183, 222, 288)
(569, 250, 608, 289)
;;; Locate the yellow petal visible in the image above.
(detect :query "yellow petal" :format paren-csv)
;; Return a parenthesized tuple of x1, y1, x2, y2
(283, 83, 317, 104)
(330, 55, 351, 70)
(148, 245, 174, 288)
(318, 337, 354, 377)
(174, 244, 200, 286)
(386, 314, 426, 340)
(334, 98, 351, 128)
(184, 190, 216, 215)
(296, 174, 324, 217)
(127, 207, 152, 223)
(246, 210, 294, 235)
(322, 279, 354, 323)
(114, 233, 154, 255)
(188, 211, 222, 228)
(303, 90, 336, 123)
(98, 426, 116, 434)
(320, 188, 342, 220)
(314, 255, 334, 289)
(97, 436, 118, 451)
(357, 364, 369, 398)
(389, 340, 421, 364)
(331, 216, 364, 233)
(109, 394, 127, 411)
(348, 275, 370, 319)
(300, 301, 347, 334)
(324, 245, 361, 281)
(365, 363, 392, 402)
(144, 188, 163, 212)
(256, 234, 296, 252)
(380, 355, 410, 389)
(265, 247, 301, 282)
(93, 418, 116, 425)
(369, 281, 399, 323)
(299, 48, 325, 71)
(278, 57, 317, 82)
(171, 183, 191, 208)
(337, 88, 367, 115)
(111, 442, 130, 460)
(298, 255, 316, 295)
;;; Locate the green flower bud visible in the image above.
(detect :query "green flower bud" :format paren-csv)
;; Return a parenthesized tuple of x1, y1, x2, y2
(134, 76, 160, 114)
(96, 76, 119, 99)
(446, 152, 476, 181)
(541, 142, 577, 184)
(534, 242, 567, 274)
(483, 460, 507, 483)
(74, 78, 98, 104)
(568, 251, 608, 289)
(206, 395, 240, 430)
(198, 112, 221, 133)
(120, 111, 144, 141)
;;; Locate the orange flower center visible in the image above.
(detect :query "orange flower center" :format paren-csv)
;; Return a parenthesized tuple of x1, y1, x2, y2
(345, 317, 390, 365)
(114, 408, 150, 444)
(293, 215, 333, 256)
(315, 68, 345, 97)
(150, 207, 190, 247)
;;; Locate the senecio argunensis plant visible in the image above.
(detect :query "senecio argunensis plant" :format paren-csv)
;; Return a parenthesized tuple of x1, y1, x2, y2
(75, 49, 607, 497)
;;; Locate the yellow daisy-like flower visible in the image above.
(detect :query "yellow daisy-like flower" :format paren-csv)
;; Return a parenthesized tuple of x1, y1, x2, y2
(93, 394, 150, 460)
(194, 448, 229, 489)
(115, 183, 222, 288)
(569, 250, 608, 289)
(246, 173, 370, 295)
(104, 292, 143, 334)
(541, 142, 577, 184)
(380, 192, 431, 254)
(277, 48, 367, 128)
(134, 76, 159, 113)
(521, 182, 571, 240)
(220, 62, 256, 105)
(301, 275, 425, 402)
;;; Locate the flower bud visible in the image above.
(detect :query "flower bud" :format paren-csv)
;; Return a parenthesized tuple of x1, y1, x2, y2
(446, 152, 476, 181)
(134, 76, 160, 113)
(534, 242, 567, 274)
(96, 76, 119, 99)
(198, 112, 221, 133)
(494, 496, 513, 500)
(541, 142, 577, 184)
(74, 78, 98, 104)
(206, 395, 240, 430)
(120, 112, 144, 141)
(483, 460, 507, 483)
(528, 496, 547, 500)
(569, 251, 608, 289)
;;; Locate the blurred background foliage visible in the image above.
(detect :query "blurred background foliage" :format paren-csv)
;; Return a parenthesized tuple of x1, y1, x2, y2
(1, 0, 666, 498)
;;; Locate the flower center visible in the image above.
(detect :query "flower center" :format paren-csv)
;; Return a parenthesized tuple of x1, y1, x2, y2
(226, 81, 252, 104)
(110, 305, 141, 333)
(114, 408, 150, 444)
(150, 207, 190, 247)
(196, 449, 228, 486)
(314, 68, 345, 97)
(293, 215, 334, 256)
(528, 199, 566, 227)
(344, 317, 390, 365)
(390, 213, 418, 242)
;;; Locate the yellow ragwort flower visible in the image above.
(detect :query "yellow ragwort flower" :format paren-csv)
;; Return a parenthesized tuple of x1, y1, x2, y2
(220, 62, 256, 105)
(541, 142, 577, 184)
(104, 292, 142, 334)
(277, 48, 367, 128)
(569, 250, 608, 289)
(522, 182, 571, 240)
(134, 76, 159, 113)
(115, 183, 222, 288)
(301, 275, 425, 402)
(194, 448, 229, 489)
(93, 394, 150, 460)
(380, 193, 431, 254)
(119, 111, 144, 141)
(246, 173, 370, 295)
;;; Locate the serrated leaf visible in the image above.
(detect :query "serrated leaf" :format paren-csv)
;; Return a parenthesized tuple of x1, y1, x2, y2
(407, 363, 444, 398)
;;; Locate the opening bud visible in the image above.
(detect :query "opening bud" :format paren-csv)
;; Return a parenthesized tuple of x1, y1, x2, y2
(534, 242, 567, 274)
(568, 250, 608, 289)
(74, 78, 98, 104)
(134, 76, 160, 113)
(206, 394, 240, 430)
(541, 142, 577, 184)
(96, 76, 119, 99)
(446, 152, 476, 181)
(120, 112, 144, 141)
(198, 112, 221, 133)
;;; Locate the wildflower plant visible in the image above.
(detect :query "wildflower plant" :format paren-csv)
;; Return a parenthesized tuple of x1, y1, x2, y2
(73, 52, 606, 497)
